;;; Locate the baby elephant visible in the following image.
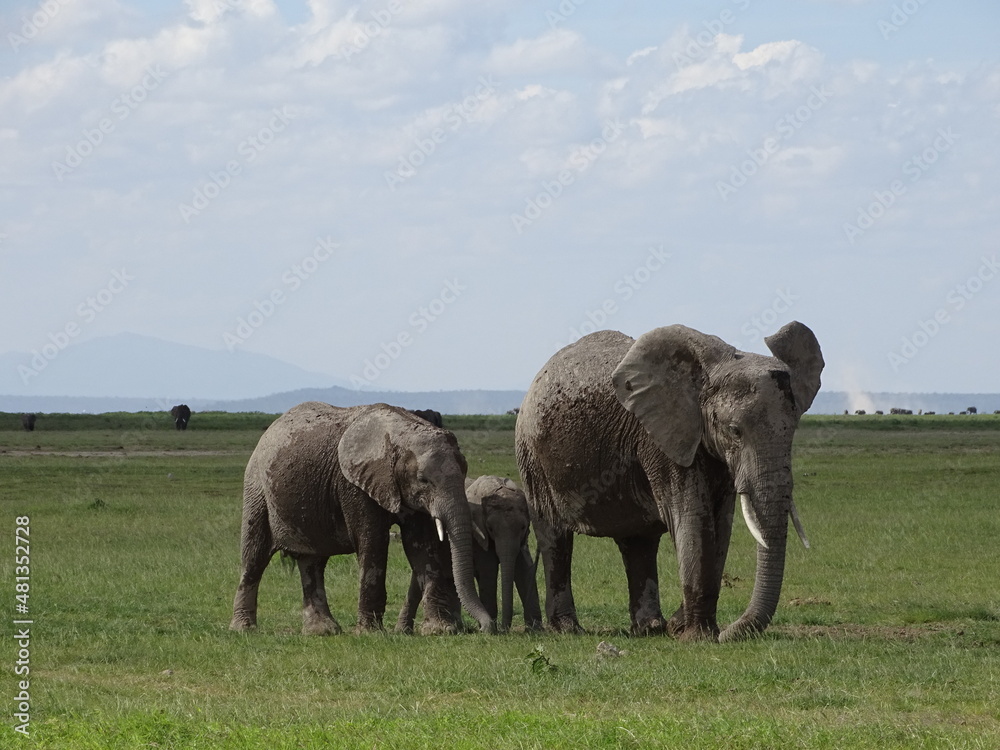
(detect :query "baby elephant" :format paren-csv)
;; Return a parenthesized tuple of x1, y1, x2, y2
(468, 475, 543, 632)
(399, 475, 542, 632)
(229, 401, 494, 636)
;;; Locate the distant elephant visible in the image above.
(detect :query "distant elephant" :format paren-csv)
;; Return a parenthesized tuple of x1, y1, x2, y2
(170, 404, 191, 430)
(515, 322, 823, 642)
(230, 401, 494, 635)
(396, 476, 542, 633)
(20, 413, 36, 431)
(410, 409, 443, 428)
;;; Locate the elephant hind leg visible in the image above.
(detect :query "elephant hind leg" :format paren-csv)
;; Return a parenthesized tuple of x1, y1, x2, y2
(615, 534, 666, 636)
(533, 513, 583, 633)
(297, 555, 342, 635)
(230, 489, 274, 632)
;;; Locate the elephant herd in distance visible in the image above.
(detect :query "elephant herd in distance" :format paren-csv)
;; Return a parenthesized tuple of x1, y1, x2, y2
(231, 320, 828, 643)
(850, 407, 996, 416)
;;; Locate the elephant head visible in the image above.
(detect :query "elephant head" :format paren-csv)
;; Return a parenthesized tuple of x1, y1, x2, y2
(612, 321, 823, 642)
(468, 475, 541, 632)
(338, 405, 495, 632)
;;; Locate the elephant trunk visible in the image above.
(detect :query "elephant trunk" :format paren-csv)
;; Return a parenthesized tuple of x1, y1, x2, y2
(436, 503, 496, 634)
(719, 474, 792, 643)
(496, 538, 521, 632)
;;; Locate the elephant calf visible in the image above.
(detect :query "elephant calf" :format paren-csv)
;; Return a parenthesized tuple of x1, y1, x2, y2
(230, 401, 494, 636)
(398, 475, 542, 633)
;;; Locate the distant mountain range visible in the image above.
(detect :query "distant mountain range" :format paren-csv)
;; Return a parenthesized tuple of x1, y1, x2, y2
(0, 332, 346, 403)
(0, 333, 524, 415)
(1, 333, 998, 416)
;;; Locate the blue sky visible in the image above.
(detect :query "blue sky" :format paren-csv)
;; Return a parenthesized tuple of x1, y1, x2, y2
(2, 0, 999, 402)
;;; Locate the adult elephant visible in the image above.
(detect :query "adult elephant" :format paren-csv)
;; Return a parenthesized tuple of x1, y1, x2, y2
(515, 322, 823, 642)
(170, 404, 191, 430)
(20, 413, 36, 432)
(230, 402, 494, 635)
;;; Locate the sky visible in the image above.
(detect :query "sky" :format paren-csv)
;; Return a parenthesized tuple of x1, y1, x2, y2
(2, 0, 999, 397)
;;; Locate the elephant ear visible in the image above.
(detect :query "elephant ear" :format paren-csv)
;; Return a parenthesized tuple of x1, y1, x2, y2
(612, 325, 735, 467)
(468, 498, 489, 550)
(337, 405, 406, 514)
(764, 321, 825, 417)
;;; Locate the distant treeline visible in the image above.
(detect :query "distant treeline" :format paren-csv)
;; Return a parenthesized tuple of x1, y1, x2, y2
(0, 411, 519, 432)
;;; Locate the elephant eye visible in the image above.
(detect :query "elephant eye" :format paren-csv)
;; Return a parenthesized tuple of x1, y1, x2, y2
(727, 423, 742, 439)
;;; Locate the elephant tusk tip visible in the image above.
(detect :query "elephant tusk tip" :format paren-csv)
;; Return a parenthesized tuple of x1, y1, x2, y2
(739, 493, 769, 549)
(435, 517, 446, 543)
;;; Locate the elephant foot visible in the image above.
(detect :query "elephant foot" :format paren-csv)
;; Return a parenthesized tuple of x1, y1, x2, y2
(419, 619, 460, 636)
(229, 616, 257, 632)
(302, 615, 343, 636)
(548, 615, 584, 634)
(673, 623, 720, 643)
(666, 605, 685, 637)
(631, 617, 667, 636)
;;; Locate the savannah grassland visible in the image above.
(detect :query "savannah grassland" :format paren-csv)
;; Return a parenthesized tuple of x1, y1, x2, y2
(0, 412, 998, 749)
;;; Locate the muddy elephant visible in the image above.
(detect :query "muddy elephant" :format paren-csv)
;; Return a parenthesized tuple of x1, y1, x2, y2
(515, 322, 823, 642)
(170, 404, 191, 430)
(230, 401, 495, 635)
(396, 476, 542, 633)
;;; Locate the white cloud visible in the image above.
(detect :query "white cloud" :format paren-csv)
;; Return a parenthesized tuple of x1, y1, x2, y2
(487, 29, 589, 75)
(1, 1, 998, 395)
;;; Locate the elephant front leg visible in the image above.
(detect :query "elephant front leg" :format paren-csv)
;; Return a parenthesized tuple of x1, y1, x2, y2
(296, 555, 342, 635)
(354, 531, 391, 633)
(615, 535, 666, 635)
(671, 506, 723, 641)
(400, 515, 462, 635)
(533, 515, 582, 633)
(395, 572, 422, 634)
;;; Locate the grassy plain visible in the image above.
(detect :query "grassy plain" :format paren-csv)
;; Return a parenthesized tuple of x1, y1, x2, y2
(0, 411, 997, 748)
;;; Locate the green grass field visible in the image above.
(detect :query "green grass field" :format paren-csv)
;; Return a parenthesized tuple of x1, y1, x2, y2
(0, 412, 998, 748)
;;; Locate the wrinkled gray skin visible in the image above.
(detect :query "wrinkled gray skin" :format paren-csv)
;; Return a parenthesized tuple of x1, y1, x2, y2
(515, 322, 823, 642)
(397, 476, 542, 633)
(230, 401, 495, 635)
(468, 476, 543, 632)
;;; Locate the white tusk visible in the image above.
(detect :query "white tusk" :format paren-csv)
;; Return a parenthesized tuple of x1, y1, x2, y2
(789, 500, 810, 549)
(435, 517, 446, 543)
(739, 493, 768, 549)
